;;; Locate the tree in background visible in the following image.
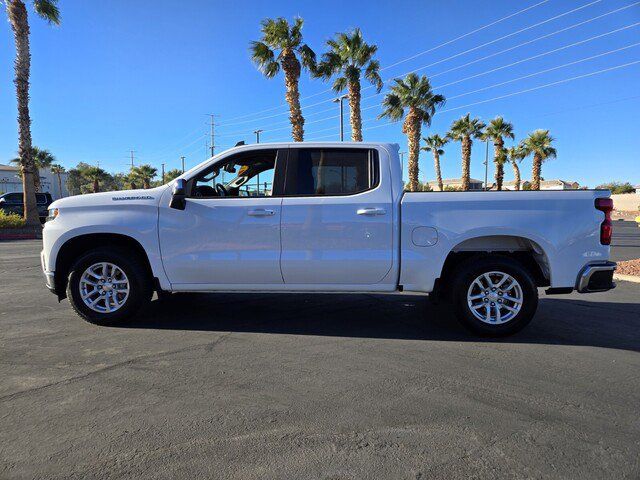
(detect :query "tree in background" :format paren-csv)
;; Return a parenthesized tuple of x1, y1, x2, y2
(380, 73, 445, 192)
(506, 146, 527, 191)
(164, 169, 183, 183)
(82, 166, 108, 193)
(5, 0, 60, 225)
(250, 17, 316, 142)
(50, 163, 65, 197)
(483, 116, 514, 191)
(521, 130, 557, 191)
(595, 182, 635, 194)
(447, 114, 486, 191)
(10, 146, 56, 191)
(421, 134, 448, 192)
(315, 28, 383, 141)
(130, 164, 157, 189)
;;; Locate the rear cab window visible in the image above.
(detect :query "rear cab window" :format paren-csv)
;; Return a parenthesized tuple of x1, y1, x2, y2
(284, 148, 379, 196)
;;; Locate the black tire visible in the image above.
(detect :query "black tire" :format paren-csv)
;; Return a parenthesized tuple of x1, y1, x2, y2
(66, 247, 152, 326)
(450, 255, 538, 336)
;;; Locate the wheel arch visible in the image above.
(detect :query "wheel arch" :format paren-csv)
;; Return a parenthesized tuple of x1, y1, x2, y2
(434, 235, 552, 298)
(54, 233, 154, 300)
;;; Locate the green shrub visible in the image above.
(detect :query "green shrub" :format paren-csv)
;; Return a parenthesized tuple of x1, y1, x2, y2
(0, 210, 26, 228)
(595, 182, 635, 194)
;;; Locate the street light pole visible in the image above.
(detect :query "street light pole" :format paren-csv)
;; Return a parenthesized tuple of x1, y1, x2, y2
(254, 129, 263, 144)
(483, 140, 489, 191)
(332, 94, 348, 141)
(180, 156, 185, 173)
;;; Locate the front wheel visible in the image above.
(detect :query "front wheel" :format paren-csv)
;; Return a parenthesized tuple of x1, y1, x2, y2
(451, 256, 538, 336)
(66, 247, 152, 326)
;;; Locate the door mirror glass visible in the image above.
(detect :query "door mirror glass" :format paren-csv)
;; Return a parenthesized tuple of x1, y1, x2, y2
(169, 178, 186, 210)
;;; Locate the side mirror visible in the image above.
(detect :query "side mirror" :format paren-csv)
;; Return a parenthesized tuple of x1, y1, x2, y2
(169, 178, 187, 210)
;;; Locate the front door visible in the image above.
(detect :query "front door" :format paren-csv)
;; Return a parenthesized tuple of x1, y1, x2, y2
(159, 149, 285, 289)
(280, 147, 394, 286)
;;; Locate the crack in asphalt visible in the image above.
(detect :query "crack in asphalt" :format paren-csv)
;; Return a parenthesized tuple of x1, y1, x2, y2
(0, 332, 233, 403)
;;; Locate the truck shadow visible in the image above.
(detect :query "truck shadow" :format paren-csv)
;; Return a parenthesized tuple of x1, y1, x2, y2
(125, 292, 640, 353)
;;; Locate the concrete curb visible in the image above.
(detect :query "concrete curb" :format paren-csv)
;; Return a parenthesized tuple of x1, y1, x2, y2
(0, 226, 42, 241)
(613, 273, 640, 284)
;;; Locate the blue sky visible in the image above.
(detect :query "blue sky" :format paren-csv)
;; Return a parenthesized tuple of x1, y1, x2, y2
(1, 0, 639, 187)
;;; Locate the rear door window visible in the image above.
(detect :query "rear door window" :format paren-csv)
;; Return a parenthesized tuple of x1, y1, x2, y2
(284, 148, 378, 196)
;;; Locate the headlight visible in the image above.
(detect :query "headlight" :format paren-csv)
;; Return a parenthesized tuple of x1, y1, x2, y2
(46, 208, 59, 222)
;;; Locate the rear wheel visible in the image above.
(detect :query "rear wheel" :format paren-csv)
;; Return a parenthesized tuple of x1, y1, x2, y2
(66, 247, 152, 326)
(451, 256, 538, 336)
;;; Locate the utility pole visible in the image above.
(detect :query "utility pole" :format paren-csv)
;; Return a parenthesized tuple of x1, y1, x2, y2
(180, 156, 185, 173)
(206, 114, 218, 157)
(161, 163, 165, 184)
(399, 151, 406, 172)
(483, 140, 489, 191)
(129, 150, 136, 168)
(332, 94, 348, 141)
(254, 129, 263, 144)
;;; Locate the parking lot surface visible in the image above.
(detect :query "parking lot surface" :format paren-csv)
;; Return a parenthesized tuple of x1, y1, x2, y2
(1, 237, 639, 479)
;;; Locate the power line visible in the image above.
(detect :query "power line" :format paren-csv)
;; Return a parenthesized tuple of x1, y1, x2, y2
(357, 60, 640, 134)
(218, 0, 602, 128)
(221, 0, 552, 123)
(219, 20, 640, 140)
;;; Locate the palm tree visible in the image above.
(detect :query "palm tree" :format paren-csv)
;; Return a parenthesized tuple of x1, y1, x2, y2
(130, 164, 157, 189)
(250, 17, 316, 142)
(50, 163, 65, 197)
(6, 0, 60, 226)
(164, 169, 183, 183)
(379, 73, 445, 192)
(315, 28, 383, 142)
(421, 134, 448, 192)
(506, 146, 527, 191)
(483, 116, 514, 191)
(82, 166, 107, 194)
(447, 114, 486, 191)
(11, 146, 56, 191)
(521, 130, 557, 190)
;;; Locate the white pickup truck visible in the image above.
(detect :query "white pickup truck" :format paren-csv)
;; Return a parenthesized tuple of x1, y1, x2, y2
(42, 142, 616, 335)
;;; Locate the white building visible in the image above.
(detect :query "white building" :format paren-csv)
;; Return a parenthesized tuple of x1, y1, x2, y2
(427, 178, 484, 191)
(500, 179, 580, 191)
(0, 163, 69, 199)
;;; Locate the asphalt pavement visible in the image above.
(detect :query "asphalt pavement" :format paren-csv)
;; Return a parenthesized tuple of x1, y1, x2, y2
(0, 231, 639, 479)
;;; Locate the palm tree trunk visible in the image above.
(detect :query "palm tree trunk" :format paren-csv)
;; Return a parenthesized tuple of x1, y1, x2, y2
(461, 137, 472, 191)
(144, 179, 150, 189)
(403, 108, 421, 192)
(93, 179, 99, 193)
(511, 161, 521, 191)
(348, 79, 362, 142)
(531, 154, 542, 190)
(282, 50, 304, 142)
(7, 0, 39, 226)
(57, 173, 63, 198)
(493, 139, 503, 191)
(433, 151, 443, 191)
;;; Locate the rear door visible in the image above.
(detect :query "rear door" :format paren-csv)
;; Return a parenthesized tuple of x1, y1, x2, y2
(280, 147, 394, 286)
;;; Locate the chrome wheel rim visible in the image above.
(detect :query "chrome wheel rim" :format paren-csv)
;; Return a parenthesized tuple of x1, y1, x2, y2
(467, 271, 523, 325)
(79, 262, 130, 313)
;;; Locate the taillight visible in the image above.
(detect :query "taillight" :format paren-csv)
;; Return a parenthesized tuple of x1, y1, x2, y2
(595, 198, 613, 245)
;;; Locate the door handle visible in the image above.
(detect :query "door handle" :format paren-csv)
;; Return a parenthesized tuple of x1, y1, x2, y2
(357, 207, 386, 216)
(248, 209, 275, 217)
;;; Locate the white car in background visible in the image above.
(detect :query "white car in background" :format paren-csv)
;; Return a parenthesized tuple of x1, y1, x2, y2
(41, 142, 616, 336)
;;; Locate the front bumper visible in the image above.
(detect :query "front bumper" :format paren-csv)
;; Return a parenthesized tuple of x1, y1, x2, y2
(576, 261, 617, 293)
(41, 249, 56, 294)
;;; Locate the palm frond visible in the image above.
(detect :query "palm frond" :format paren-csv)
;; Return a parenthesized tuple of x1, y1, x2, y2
(379, 93, 404, 121)
(364, 60, 383, 92)
(34, 0, 60, 24)
(298, 43, 316, 71)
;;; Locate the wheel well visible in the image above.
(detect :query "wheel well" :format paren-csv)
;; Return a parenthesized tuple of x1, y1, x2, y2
(434, 236, 550, 299)
(54, 233, 153, 299)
